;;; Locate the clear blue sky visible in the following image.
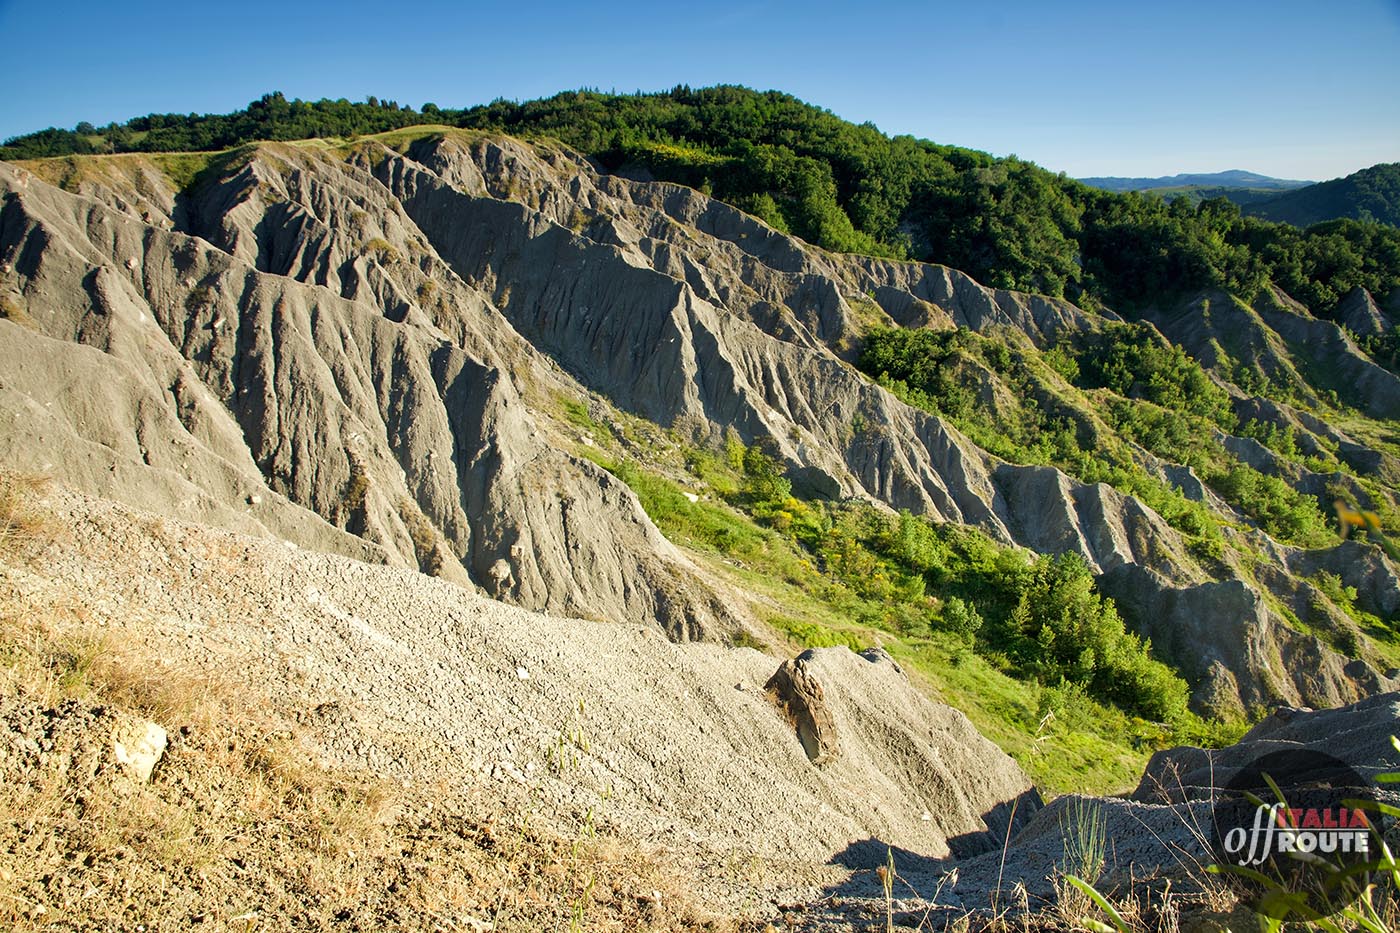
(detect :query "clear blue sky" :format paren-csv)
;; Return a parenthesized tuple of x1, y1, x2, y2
(2, 0, 1397, 180)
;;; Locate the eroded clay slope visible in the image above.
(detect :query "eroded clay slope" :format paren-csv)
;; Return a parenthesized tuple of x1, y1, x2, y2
(0, 158, 741, 640)
(3, 136, 1397, 713)
(374, 135, 1397, 715)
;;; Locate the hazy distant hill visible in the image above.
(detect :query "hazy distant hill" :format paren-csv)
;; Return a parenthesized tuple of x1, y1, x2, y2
(1078, 169, 1313, 193)
(1081, 164, 1400, 229)
(1131, 185, 1301, 210)
(1245, 162, 1400, 227)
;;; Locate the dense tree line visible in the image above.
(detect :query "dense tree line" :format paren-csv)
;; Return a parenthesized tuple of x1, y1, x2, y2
(452, 88, 1400, 314)
(0, 92, 423, 158)
(5, 87, 1398, 316)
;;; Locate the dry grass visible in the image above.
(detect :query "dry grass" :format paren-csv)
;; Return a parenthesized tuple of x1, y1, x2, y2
(398, 496, 446, 576)
(0, 295, 39, 331)
(360, 237, 402, 264)
(0, 474, 51, 553)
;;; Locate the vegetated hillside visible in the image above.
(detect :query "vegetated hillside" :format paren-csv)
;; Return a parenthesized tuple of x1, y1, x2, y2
(5, 94, 1400, 927)
(3, 120, 1400, 799)
(6, 88, 1400, 316)
(1245, 161, 1400, 228)
(1078, 169, 1312, 193)
(1118, 184, 1297, 210)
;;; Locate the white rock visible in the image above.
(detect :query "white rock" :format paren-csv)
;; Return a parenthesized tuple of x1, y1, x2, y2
(515, 665, 530, 681)
(112, 719, 167, 782)
(488, 558, 514, 590)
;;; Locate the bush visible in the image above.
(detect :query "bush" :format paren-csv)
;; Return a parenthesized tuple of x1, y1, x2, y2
(939, 597, 983, 641)
(1008, 554, 1188, 722)
(1067, 323, 1235, 426)
(1205, 464, 1331, 546)
(834, 507, 1190, 721)
(740, 438, 791, 505)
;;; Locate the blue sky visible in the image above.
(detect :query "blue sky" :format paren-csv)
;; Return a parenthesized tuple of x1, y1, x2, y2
(2, 0, 1397, 180)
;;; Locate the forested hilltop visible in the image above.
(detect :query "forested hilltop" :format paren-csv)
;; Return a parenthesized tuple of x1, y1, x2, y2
(5, 87, 1399, 320)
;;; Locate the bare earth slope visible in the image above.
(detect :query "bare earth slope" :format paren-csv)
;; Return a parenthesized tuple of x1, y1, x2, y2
(0, 478, 1037, 924)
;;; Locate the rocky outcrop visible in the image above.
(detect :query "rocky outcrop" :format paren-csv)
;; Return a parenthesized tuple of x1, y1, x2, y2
(1337, 286, 1393, 338)
(111, 718, 167, 783)
(1133, 692, 1400, 804)
(993, 464, 1199, 578)
(1251, 286, 1400, 421)
(1286, 541, 1400, 622)
(831, 694, 1400, 921)
(0, 157, 743, 640)
(765, 651, 841, 765)
(1101, 565, 1399, 715)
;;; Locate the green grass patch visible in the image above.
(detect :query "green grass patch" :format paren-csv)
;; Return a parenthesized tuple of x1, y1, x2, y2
(559, 397, 610, 438)
(148, 152, 214, 192)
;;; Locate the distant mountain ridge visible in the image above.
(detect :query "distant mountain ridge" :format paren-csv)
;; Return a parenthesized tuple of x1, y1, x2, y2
(1081, 164, 1400, 229)
(1078, 170, 1314, 192)
(1246, 162, 1400, 227)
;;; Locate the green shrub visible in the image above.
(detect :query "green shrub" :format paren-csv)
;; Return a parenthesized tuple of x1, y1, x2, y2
(939, 597, 983, 641)
(1065, 322, 1235, 426)
(1204, 464, 1331, 547)
(797, 503, 1189, 722)
(740, 438, 791, 504)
